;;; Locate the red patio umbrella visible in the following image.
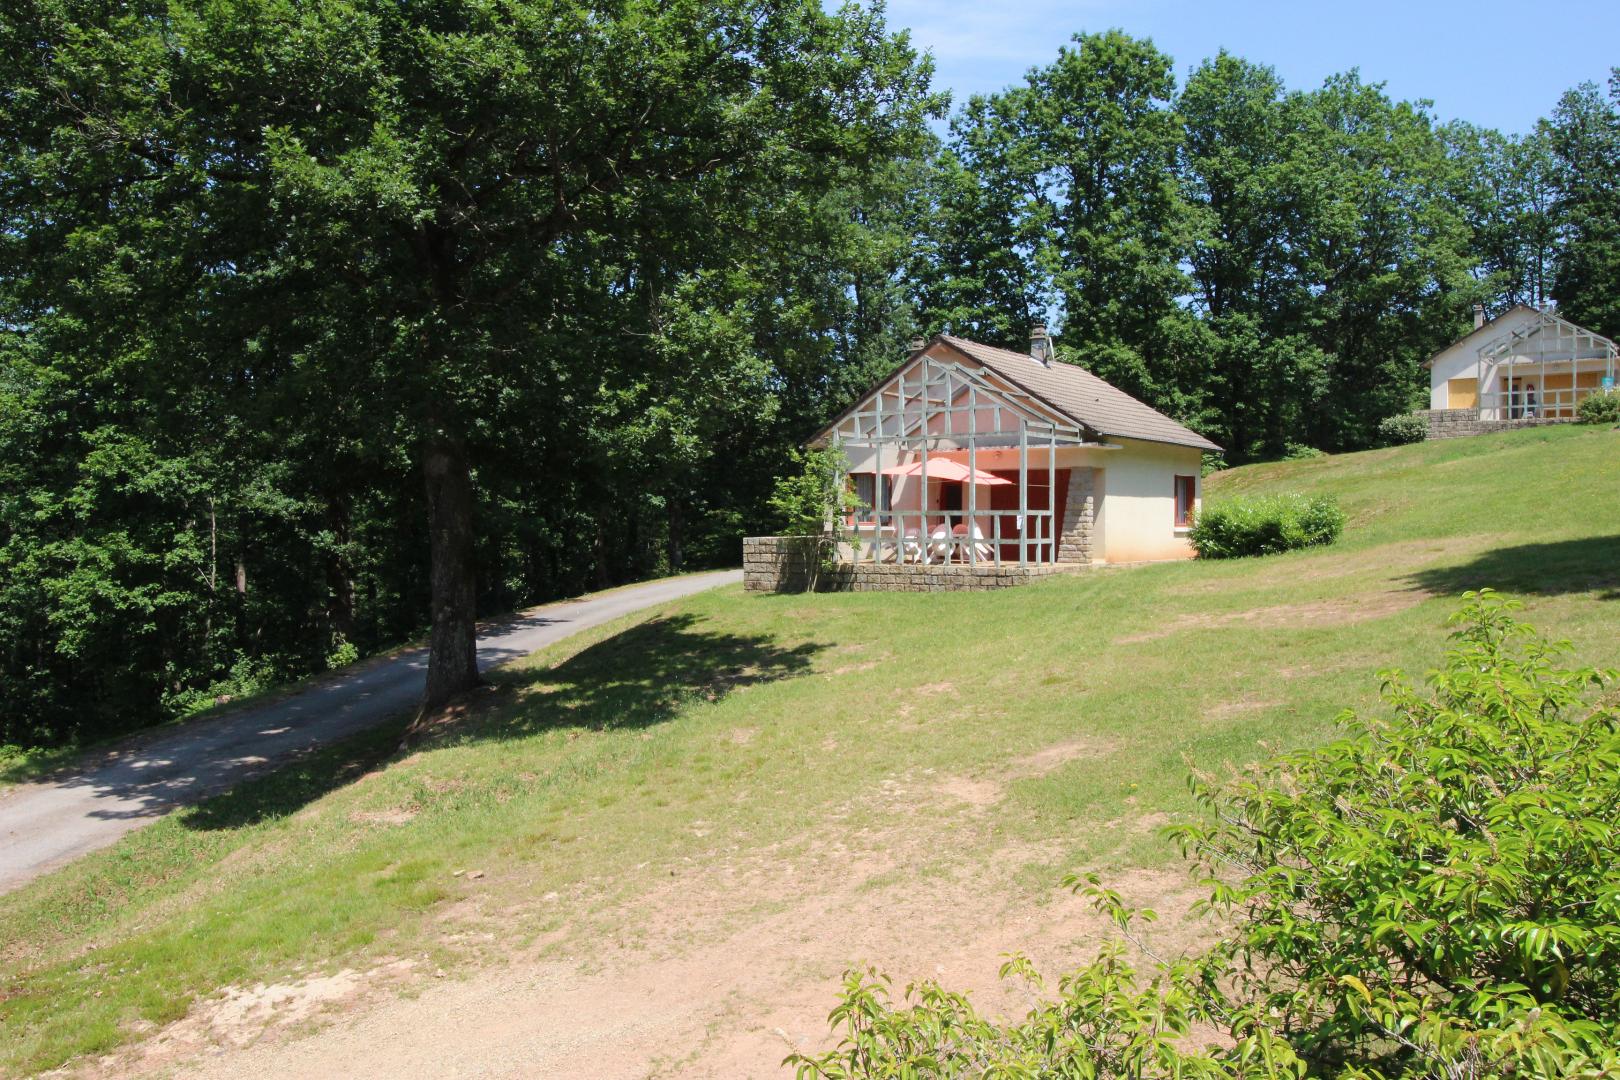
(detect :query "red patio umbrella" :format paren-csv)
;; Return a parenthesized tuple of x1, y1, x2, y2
(878, 458, 1012, 485)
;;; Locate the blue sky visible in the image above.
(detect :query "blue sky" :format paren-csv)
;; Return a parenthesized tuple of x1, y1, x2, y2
(884, 0, 1619, 135)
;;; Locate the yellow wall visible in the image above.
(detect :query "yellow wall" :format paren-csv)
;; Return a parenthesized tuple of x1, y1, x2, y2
(1446, 378, 1478, 409)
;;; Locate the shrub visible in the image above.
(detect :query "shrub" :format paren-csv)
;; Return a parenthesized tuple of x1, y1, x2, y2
(1377, 411, 1428, 445)
(1282, 442, 1325, 460)
(767, 446, 852, 537)
(1189, 493, 1343, 558)
(1577, 391, 1620, 425)
(790, 593, 1620, 1079)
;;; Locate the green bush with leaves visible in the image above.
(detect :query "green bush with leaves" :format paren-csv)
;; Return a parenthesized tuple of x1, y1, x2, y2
(767, 447, 852, 537)
(1189, 494, 1344, 558)
(790, 593, 1620, 1079)
(1376, 412, 1429, 445)
(1576, 391, 1620, 425)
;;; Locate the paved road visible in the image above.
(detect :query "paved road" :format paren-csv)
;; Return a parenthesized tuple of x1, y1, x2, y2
(0, 570, 741, 895)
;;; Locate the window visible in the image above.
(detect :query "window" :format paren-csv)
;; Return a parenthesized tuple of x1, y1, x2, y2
(852, 473, 876, 517)
(849, 473, 890, 522)
(1174, 474, 1197, 528)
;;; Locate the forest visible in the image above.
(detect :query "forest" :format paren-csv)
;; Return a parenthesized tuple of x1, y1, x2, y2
(2, 0, 1618, 749)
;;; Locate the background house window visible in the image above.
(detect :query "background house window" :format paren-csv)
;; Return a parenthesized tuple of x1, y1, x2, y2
(1174, 474, 1197, 528)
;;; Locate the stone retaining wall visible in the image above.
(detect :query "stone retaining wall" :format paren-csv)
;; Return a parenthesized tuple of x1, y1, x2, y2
(1417, 408, 1573, 440)
(743, 536, 1071, 593)
(818, 562, 1072, 592)
(742, 535, 823, 593)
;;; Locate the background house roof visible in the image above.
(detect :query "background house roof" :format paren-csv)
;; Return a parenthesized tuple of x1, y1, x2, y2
(1422, 303, 1538, 370)
(937, 336, 1222, 452)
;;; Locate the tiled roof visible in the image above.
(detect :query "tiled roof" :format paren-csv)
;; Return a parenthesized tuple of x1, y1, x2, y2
(938, 335, 1222, 452)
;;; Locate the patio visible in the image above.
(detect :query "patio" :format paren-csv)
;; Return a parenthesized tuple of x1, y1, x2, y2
(818, 344, 1106, 569)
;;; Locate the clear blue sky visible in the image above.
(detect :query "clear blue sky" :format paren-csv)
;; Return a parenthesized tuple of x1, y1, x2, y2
(884, 0, 1618, 135)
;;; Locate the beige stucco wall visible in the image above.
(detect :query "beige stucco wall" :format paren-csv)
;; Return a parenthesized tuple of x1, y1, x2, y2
(1094, 439, 1202, 563)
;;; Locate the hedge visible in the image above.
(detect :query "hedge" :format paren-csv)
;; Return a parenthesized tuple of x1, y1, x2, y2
(1189, 493, 1344, 558)
(1376, 411, 1428, 445)
(1577, 391, 1620, 425)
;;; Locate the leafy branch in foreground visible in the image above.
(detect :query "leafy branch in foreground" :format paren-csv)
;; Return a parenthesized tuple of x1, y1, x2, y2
(789, 591, 1620, 1078)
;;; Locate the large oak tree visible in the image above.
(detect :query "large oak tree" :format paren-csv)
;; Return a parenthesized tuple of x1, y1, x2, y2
(3, 0, 938, 717)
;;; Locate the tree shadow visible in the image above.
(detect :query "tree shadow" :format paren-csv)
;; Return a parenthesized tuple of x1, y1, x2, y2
(1402, 536, 1620, 601)
(462, 612, 826, 742)
(179, 718, 408, 831)
(179, 613, 823, 830)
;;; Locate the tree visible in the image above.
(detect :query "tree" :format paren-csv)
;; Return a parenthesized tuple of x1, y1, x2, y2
(2, 0, 940, 724)
(912, 30, 1198, 416)
(1444, 122, 1558, 311)
(1178, 53, 1329, 459)
(1287, 74, 1474, 450)
(1025, 31, 1190, 406)
(1548, 72, 1620, 339)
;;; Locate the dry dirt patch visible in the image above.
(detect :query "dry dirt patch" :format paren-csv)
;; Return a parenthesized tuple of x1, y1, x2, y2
(103, 759, 1203, 1080)
(1116, 588, 1429, 645)
(1202, 697, 1284, 724)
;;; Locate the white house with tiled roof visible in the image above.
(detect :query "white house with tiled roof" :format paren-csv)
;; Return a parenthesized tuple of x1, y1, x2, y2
(807, 329, 1218, 566)
(1427, 304, 1617, 419)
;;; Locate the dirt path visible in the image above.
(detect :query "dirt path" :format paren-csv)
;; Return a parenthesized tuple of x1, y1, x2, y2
(101, 765, 1204, 1079)
(0, 571, 740, 896)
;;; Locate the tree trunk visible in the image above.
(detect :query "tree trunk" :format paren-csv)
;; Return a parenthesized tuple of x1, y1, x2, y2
(421, 425, 481, 711)
(324, 500, 357, 644)
(668, 496, 685, 572)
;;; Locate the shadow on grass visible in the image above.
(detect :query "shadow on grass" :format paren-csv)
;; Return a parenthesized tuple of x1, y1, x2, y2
(181, 717, 409, 831)
(182, 613, 824, 829)
(1403, 536, 1620, 601)
(467, 612, 826, 741)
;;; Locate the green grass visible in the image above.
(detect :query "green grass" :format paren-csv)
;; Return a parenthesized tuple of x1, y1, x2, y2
(2, 425, 1618, 1075)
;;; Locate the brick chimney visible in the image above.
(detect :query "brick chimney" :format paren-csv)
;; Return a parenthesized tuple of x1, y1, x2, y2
(1473, 303, 1485, 330)
(1030, 325, 1052, 366)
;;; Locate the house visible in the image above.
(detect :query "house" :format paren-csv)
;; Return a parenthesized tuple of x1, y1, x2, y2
(804, 329, 1220, 570)
(1427, 304, 1617, 421)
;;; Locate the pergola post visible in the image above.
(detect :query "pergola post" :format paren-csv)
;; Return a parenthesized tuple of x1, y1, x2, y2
(919, 363, 930, 561)
(1047, 426, 1057, 563)
(1018, 419, 1028, 568)
(967, 380, 978, 567)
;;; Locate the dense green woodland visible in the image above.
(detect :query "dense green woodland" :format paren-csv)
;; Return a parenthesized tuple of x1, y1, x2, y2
(1, 1, 1617, 748)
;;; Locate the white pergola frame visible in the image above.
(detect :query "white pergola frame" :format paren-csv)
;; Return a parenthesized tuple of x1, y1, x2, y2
(1476, 310, 1617, 420)
(818, 352, 1102, 567)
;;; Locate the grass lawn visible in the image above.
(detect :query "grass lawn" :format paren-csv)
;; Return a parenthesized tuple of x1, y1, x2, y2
(2, 425, 1617, 1075)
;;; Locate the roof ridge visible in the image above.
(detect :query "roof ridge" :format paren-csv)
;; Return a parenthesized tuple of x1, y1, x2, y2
(937, 334, 1221, 453)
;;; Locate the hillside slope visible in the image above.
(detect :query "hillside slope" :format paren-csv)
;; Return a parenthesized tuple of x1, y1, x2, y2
(3, 425, 1617, 1077)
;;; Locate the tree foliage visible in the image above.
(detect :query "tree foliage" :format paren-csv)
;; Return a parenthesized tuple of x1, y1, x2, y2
(0, 0, 941, 744)
(1547, 72, 1620, 339)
